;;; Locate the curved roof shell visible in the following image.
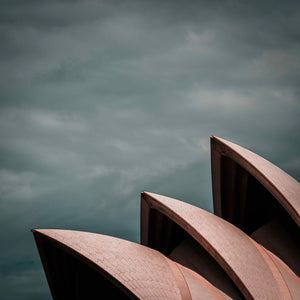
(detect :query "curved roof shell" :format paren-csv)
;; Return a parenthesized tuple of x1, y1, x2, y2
(141, 192, 300, 299)
(210, 136, 300, 228)
(32, 136, 300, 299)
(32, 229, 231, 299)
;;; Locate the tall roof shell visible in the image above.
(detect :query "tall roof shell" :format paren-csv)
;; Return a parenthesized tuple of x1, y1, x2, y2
(211, 136, 300, 227)
(141, 192, 300, 300)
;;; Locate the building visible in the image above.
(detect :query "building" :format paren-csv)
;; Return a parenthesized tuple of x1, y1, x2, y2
(32, 136, 300, 299)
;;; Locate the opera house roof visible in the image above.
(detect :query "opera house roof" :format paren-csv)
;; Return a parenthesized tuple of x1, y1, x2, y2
(32, 136, 300, 299)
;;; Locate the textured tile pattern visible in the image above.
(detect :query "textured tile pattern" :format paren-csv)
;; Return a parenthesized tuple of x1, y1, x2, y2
(177, 264, 232, 300)
(266, 250, 300, 300)
(35, 229, 231, 299)
(144, 192, 298, 299)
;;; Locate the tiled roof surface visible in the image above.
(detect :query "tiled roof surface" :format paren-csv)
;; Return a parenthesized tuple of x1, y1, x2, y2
(142, 191, 300, 299)
(33, 137, 300, 299)
(34, 229, 231, 299)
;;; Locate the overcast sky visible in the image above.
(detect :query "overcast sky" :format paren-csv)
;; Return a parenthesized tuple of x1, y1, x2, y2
(0, 0, 300, 299)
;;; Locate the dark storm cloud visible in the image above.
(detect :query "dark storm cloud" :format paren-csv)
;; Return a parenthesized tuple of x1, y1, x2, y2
(0, 0, 299, 299)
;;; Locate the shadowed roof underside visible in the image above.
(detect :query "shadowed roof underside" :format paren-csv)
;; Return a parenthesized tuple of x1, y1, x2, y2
(210, 136, 300, 276)
(211, 136, 300, 228)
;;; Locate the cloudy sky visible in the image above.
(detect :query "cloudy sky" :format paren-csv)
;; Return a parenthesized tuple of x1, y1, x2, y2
(0, 0, 299, 299)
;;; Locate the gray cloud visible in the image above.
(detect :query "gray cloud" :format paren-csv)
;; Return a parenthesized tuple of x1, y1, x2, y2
(1, 0, 299, 298)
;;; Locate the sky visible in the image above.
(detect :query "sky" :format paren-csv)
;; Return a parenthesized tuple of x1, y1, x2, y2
(0, 0, 299, 299)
